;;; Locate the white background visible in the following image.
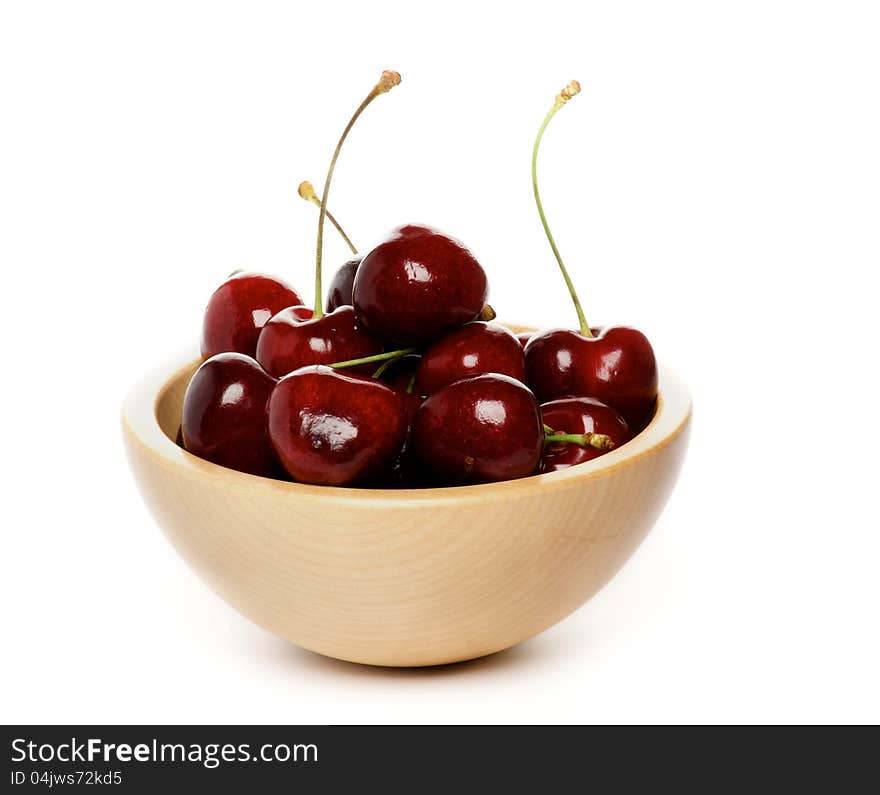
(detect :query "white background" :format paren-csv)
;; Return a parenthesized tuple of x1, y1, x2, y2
(2, 0, 878, 724)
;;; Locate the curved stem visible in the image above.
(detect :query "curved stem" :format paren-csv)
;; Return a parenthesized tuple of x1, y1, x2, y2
(544, 432, 614, 451)
(371, 357, 398, 379)
(314, 71, 401, 319)
(330, 347, 416, 370)
(532, 81, 592, 337)
(298, 181, 358, 255)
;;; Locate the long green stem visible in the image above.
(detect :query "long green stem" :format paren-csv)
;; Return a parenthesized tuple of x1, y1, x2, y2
(330, 347, 416, 370)
(545, 432, 614, 450)
(298, 181, 358, 255)
(314, 70, 401, 318)
(532, 80, 592, 337)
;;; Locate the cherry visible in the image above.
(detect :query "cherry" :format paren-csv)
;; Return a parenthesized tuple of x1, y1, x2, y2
(353, 224, 489, 346)
(540, 396, 631, 472)
(267, 365, 407, 486)
(414, 321, 526, 395)
(411, 374, 543, 485)
(516, 332, 534, 349)
(524, 80, 658, 431)
(200, 272, 303, 359)
(325, 257, 361, 311)
(256, 304, 381, 378)
(525, 326, 657, 430)
(181, 352, 281, 477)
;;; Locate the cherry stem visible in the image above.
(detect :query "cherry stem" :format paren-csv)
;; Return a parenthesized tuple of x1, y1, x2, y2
(532, 80, 592, 338)
(313, 70, 401, 319)
(330, 347, 416, 370)
(371, 357, 398, 379)
(298, 181, 358, 256)
(543, 423, 556, 435)
(544, 432, 614, 451)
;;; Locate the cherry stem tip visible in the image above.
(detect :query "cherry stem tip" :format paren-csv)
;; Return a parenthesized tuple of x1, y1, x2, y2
(544, 432, 614, 450)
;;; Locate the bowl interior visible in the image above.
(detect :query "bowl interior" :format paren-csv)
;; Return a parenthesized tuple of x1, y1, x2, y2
(156, 359, 191, 442)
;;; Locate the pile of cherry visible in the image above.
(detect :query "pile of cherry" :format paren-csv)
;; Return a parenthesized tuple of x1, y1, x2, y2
(180, 73, 658, 488)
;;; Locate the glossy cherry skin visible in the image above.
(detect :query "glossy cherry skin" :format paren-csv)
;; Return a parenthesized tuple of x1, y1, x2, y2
(414, 322, 527, 395)
(352, 225, 489, 346)
(540, 397, 631, 472)
(181, 353, 281, 477)
(516, 332, 534, 349)
(524, 326, 658, 431)
(411, 373, 543, 485)
(201, 272, 304, 359)
(267, 365, 407, 486)
(256, 305, 382, 379)
(325, 257, 361, 312)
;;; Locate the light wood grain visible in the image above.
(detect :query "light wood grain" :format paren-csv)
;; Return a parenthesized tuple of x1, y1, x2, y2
(122, 332, 691, 667)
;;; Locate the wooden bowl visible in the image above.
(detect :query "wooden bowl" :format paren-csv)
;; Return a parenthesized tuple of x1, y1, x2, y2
(122, 339, 691, 667)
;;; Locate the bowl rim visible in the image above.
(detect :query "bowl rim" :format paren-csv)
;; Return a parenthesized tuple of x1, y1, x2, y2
(122, 334, 692, 506)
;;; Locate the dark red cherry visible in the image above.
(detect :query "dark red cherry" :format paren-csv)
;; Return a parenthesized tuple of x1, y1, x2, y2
(352, 225, 489, 346)
(411, 373, 543, 485)
(414, 322, 526, 395)
(201, 272, 303, 359)
(256, 304, 382, 379)
(181, 353, 280, 477)
(540, 397, 631, 472)
(525, 326, 658, 431)
(325, 257, 361, 312)
(521, 84, 658, 432)
(516, 332, 534, 349)
(267, 365, 407, 486)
